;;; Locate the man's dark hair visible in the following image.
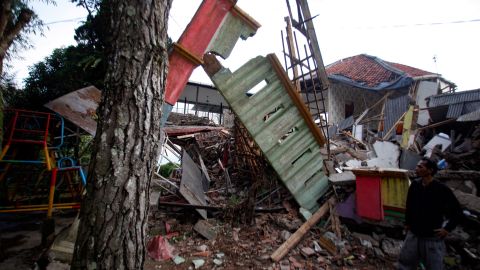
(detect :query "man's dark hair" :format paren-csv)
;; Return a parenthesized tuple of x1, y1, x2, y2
(421, 157, 438, 176)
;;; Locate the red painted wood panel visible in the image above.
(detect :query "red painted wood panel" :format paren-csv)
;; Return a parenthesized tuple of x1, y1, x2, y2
(165, 0, 236, 105)
(356, 175, 384, 220)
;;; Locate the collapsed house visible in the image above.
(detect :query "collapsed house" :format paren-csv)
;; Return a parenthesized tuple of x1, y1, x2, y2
(326, 54, 455, 137)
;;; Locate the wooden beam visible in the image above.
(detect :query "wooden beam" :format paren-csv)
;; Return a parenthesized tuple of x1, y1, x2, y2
(382, 111, 407, 140)
(417, 118, 456, 131)
(270, 198, 333, 262)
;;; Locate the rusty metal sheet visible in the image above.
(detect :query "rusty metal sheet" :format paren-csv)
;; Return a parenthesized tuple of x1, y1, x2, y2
(44, 86, 101, 136)
(180, 150, 208, 219)
(204, 54, 328, 216)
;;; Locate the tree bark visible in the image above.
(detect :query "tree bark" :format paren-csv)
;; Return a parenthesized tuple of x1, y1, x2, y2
(72, 0, 172, 269)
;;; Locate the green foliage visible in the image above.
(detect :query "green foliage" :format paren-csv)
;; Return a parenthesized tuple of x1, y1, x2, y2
(159, 162, 178, 178)
(16, 44, 106, 110)
(228, 194, 241, 206)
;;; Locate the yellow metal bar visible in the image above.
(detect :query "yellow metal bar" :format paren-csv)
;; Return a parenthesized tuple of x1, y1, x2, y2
(47, 168, 58, 218)
(2, 202, 79, 209)
(0, 144, 10, 160)
(44, 145, 52, 171)
(0, 204, 80, 213)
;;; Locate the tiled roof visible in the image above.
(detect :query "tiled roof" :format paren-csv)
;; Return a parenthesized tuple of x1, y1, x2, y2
(326, 54, 436, 90)
(386, 62, 435, 78)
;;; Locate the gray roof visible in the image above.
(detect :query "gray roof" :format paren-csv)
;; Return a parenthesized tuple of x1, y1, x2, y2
(427, 89, 480, 120)
(428, 89, 480, 107)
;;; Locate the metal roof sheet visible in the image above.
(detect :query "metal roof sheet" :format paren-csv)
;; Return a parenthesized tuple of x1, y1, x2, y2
(446, 103, 464, 118)
(337, 116, 354, 131)
(44, 86, 101, 136)
(464, 101, 480, 114)
(457, 108, 480, 122)
(383, 95, 410, 137)
(428, 88, 480, 107)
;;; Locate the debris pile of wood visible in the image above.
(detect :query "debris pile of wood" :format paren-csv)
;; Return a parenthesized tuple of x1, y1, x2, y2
(153, 114, 290, 225)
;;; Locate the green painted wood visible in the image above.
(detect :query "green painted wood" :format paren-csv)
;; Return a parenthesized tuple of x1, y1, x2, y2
(207, 55, 328, 215)
(207, 10, 259, 58)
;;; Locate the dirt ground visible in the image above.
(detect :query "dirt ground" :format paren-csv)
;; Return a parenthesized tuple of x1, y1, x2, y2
(0, 208, 398, 270)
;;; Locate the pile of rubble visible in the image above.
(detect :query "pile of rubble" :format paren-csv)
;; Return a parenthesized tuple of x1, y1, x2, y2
(140, 113, 409, 269)
(325, 91, 480, 269)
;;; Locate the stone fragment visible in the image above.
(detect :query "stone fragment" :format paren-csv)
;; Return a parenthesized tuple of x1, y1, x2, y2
(301, 247, 316, 257)
(196, 244, 208, 252)
(173, 256, 185, 265)
(192, 259, 205, 269)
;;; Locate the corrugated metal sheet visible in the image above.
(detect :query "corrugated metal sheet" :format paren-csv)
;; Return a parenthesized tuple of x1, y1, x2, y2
(457, 108, 480, 122)
(464, 101, 480, 114)
(446, 102, 464, 118)
(337, 115, 354, 131)
(383, 95, 409, 137)
(44, 86, 101, 136)
(207, 54, 328, 215)
(428, 88, 480, 107)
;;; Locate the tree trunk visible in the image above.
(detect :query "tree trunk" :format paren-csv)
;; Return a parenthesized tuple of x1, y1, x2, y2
(72, 0, 172, 269)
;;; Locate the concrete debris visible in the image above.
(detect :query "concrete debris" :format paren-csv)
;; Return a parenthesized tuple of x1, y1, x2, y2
(380, 238, 403, 258)
(193, 220, 217, 240)
(172, 255, 185, 265)
(300, 247, 315, 257)
(328, 171, 356, 185)
(212, 258, 223, 265)
(196, 244, 208, 252)
(192, 259, 205, 269)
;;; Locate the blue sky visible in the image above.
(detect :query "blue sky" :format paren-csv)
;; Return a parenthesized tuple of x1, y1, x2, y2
(9, 0, 480, 91)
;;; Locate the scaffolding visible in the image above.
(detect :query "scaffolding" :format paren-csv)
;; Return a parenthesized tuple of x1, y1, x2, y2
(282, 0, 331, 154)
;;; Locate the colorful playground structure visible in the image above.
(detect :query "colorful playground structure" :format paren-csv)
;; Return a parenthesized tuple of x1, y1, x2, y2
(0, 109, 86, 217)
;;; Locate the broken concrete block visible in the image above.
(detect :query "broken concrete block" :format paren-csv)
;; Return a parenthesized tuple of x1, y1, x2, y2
(328, 171, 356, 185)
(192, 259, 205, 269)
(368, 141, 400, 168)
(213, 258, 223, 266)
(280, 230, 291, 241)
(173, 255, 185, 265)
(352, 232, 379, 247)
(196, 244, 208, 252)
(300, 247, 315, 257)
(279, 260, 290, 270)
(380, 238, 403, 258)
(193, 220, 217, 240)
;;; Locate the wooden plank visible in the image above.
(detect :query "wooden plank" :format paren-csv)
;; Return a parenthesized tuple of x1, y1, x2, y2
(179, 150, 208, 219)
(203, 54, 328, 216)
(271, 198, 333, 262)
(401, 105, 415, 148)
(165, 0, 259, 107)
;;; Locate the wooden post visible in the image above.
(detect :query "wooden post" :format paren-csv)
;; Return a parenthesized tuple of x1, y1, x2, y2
(271, 198, 333, 262)
(284, 17, 301, 93)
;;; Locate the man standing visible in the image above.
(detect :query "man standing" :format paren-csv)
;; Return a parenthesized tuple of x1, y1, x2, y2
(398, 157, 462, 270)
